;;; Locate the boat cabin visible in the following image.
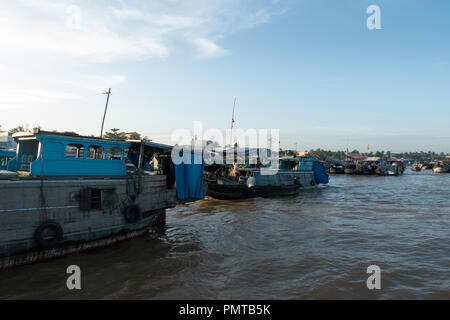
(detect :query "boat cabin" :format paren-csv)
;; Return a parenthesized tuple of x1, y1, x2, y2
(0, 149, 16, 170)
(278, 156, 315, 171)
(6, 130, 173, 177)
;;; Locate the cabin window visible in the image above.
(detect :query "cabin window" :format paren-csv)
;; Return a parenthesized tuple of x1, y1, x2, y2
(66, 144, 85, 158)
(106, 147, 122, 160)
(79, 188, 115, 211)
(87, 145, 104, 159)
(90, 189, 102, 209)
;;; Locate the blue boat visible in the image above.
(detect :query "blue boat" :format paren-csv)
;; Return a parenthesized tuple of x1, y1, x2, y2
(0, 149, 16, 170)
(0, 129, 204, 269)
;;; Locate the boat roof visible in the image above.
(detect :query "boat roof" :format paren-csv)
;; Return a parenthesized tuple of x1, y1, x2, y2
(14, 129, 129, 143)
(12, 129, 173, 150)
(128, 139, 173, 151)
(0, 149, 15, 157)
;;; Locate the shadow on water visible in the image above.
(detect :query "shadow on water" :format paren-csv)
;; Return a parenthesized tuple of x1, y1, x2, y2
(1, 172, 449, 299)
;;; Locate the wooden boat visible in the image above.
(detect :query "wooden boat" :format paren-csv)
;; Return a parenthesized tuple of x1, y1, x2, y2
(420, 163, 433, 170)
(329, 165, 345, 174)
(344, 162, 363, 175)
(433, 162, 450, 173)
(376, 160, 405, 176)
(0, 130, 201, 270)
(206, 182, 301, 200)
(205, 156, 328, 200)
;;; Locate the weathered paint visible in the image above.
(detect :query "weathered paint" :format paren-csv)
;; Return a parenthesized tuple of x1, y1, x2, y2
(0, 174, 177, 268)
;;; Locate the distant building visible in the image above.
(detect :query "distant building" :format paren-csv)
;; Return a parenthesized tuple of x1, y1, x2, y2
(0, 132, 17, 150)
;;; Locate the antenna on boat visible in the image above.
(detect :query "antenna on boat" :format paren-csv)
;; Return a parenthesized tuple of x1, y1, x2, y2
(346, 136, 349, 154)
(100, 88, 112, 138)
(230, 97, 236, 147)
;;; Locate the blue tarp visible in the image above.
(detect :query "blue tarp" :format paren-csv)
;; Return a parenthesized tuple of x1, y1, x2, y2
(313, 161, 329, 185)
(174, 152, 205, 200)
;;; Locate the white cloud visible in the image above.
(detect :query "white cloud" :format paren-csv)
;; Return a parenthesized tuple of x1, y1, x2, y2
(1, 0, 288, 63)
(190, 38, 229, 58)
(0, 0, 288, 131)
(0, 3, 169, 62)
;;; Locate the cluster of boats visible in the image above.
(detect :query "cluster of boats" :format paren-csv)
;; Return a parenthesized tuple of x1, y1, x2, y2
(0, 131, 329, 269)
(411, 161, 450, 173)
(327, 159, 406, 176)
(4, 125, 445, 271)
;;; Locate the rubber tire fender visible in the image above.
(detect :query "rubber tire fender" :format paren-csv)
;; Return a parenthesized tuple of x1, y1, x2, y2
(34, 221, 63, 249)
(124, 204, 142, 223)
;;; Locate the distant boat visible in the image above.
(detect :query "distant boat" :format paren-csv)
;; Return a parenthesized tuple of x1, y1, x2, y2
(421, 163, 433, 170)
(376, 160, 405, 176)
(433, 161, 450, 173)
(329, 165, 345, 174)
(344, 161, 364, 175)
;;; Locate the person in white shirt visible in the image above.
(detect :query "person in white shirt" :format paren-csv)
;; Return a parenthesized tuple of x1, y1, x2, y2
(232, 161, 240, 181)
(247, 174, 256, 188)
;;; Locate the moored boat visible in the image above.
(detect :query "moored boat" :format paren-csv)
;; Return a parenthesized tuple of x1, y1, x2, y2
(0, 149, 15, 170)
(0, 130, 203, 269)
(329, 165, 345, 174)
(344, 161, 364, 175)
(433, 161, 450, 173)
(205, 157, 329, 200)
(206, 182, 301, 200)
(376, 160, 405, 176)
(420, 163, 433, 170)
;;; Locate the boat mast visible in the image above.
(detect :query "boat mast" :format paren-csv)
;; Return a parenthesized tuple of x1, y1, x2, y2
(230, 97, 236, 147)
(100, 88, 112, 138)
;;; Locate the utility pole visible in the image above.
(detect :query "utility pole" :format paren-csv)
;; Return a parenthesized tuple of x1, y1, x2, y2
(100, 88, 111, 138)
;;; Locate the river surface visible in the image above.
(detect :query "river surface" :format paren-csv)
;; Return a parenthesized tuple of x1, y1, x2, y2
(1, 169, 449, 299)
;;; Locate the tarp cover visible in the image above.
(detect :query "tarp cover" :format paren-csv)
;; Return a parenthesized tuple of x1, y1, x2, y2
(313, 161, 329, 185)
(174, 152, 205, 200)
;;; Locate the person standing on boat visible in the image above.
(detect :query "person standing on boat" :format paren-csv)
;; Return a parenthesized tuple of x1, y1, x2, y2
(247, 173, 256, 188)
(233, 161, 239, 181)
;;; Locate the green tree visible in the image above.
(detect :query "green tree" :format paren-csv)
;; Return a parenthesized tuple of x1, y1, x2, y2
(9, 126, 25, 134)
(127, 132, 142, 140)
(104, 128, 126, 140)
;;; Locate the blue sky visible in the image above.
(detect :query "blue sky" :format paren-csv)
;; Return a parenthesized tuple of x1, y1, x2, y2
(1, 0, 449, 152)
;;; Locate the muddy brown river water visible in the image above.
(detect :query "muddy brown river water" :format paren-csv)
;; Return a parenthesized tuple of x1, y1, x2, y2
(0, 170, 449, 299)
